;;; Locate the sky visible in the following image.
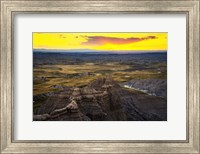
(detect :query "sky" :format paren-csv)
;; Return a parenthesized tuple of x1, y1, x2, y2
(33, 33, 167, 52)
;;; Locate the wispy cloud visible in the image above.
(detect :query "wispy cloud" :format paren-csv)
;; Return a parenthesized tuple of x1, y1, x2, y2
(82, 36, 157, 46)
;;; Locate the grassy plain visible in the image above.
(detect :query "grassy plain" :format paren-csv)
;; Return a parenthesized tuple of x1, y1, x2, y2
(33, 62, 166, 95)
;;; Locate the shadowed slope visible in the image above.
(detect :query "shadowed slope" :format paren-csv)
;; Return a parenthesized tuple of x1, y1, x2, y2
(34, 77, 166, 121)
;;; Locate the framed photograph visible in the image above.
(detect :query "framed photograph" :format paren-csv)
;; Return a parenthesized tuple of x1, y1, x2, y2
(33, 32, 167, 121)
(0, 0, 199, 153)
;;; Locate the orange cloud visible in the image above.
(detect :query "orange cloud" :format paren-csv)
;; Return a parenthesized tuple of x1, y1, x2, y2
(82, 36, 157, 46)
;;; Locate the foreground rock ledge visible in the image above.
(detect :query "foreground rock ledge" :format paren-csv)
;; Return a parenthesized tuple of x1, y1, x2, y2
(33, 77, 167, 121)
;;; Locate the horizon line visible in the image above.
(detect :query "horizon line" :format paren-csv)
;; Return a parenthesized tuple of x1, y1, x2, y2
(33, 48, 167, 52)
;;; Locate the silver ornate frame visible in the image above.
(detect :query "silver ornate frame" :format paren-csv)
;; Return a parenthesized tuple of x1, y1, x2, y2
(0, 0, 199, 153)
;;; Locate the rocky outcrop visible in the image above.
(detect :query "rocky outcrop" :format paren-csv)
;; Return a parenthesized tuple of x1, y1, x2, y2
(121, 78, 167, 98)
(89, 76, 119, 90)
(34, 77, 167, 121)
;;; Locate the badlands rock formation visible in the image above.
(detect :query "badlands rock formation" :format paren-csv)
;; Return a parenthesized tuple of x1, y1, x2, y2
(34, 77, 167, 121)
(122, 78, 167, 98)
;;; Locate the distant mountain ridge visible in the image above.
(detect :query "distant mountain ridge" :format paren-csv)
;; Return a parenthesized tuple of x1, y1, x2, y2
(33, 49, 167, 54)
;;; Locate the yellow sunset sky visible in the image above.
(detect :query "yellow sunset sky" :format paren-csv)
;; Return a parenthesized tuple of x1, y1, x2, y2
(33, 33, 167, 51)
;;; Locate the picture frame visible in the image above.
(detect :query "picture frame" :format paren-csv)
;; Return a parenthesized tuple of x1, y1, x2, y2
(0, 0, 199, 153)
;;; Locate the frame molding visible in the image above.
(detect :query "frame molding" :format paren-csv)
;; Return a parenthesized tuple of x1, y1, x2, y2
(1, 0, 199, 153)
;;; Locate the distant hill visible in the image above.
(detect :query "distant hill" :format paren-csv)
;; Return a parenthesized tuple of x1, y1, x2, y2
(33, 49, 167, 54)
